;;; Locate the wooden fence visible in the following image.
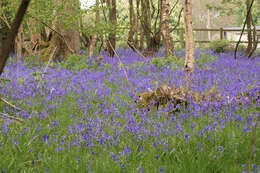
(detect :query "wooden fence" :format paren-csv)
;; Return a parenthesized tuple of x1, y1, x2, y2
(175, 28, 260, 48)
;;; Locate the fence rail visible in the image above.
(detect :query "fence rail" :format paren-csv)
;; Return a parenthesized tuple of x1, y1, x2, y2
(174, 28, 260, 48)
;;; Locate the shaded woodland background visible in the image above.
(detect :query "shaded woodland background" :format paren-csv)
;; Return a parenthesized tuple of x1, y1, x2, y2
(0, 0, 260, 62)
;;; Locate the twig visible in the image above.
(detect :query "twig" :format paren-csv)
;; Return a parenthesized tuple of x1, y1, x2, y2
(126, 40, 146, 60)
(170, 8, 184, 33)
(36, 46, 57, 88)
(0, 14, 11, 29)
(169, 0, 180, 16)
(0, 97, 23, 111)
(234, 0, 255, 59)
(0, 112, 24, 123)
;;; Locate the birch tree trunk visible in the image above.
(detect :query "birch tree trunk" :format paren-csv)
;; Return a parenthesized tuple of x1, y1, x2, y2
(88, 0, 100, 58)
(160, 0, 173, 57)
(184, 0, 195, 84)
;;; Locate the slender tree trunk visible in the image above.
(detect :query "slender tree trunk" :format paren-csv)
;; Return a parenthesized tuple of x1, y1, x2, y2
(0, 28, 2, 56)
(184, 0, 195, 81)
(207, 9, 211, 40)
(128, 0, 136, 50)
(136, 0, 144, 51)
(0, 0, 31, 76)
(88, 0, 100, 58)
(160, 0, 173, 57)
(106, 0, 117, 57)
(246, 0, 253, 55)
(141, 0, 152, 51)
(16, 26, 24, 60)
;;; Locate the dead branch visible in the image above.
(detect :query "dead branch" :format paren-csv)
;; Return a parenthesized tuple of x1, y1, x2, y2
(0, 97, 22, 111)
(0, 112, 24, 123)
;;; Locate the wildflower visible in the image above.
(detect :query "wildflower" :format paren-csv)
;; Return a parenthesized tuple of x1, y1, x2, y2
(138, 165, 144, 173)
(42, 134, 49, 143)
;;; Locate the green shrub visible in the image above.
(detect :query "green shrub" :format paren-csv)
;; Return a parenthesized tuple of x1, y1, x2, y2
(150, 56, 184, 71)
(204, 39, 232, 53)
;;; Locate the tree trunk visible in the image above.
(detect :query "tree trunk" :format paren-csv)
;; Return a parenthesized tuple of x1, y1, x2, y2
(135, 0, 144, 51)
(88, 0, 100, 58)
(16, 26, 24, 60)
(141, 0, 153, 51)
(207, 9, 211, 40)
(184, 0, 195, 78)
(106, 0, 117, 57)
(246, 0, 253, 55)
(0, 28, 2, 56)
(0, 0, 31, 76)
(128, 0, 136, 51)
(160, 0, 173, 57)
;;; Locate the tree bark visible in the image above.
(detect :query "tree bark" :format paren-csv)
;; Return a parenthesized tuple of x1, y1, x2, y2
(160, 0, 173, 57)
(128, 0, 136, 51)
(88, 0, 100, 58)
(246, 0, 253, 55)
(16, 26, 24, 60)
(141, 0, 153, 51)
(0, 0, 31, 76)
(106, 0, 117, 57)
(184, 0, 195, 77)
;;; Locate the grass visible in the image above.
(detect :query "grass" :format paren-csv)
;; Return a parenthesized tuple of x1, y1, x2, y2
(0, 49, 259, 172)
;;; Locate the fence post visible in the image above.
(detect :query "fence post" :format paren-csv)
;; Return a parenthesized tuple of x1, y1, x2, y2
(220, 27, 223, 40)
(180, 28, 185, 48)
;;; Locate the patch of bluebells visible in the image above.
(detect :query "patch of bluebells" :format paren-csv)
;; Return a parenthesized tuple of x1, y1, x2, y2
(0, 49, 259, 171)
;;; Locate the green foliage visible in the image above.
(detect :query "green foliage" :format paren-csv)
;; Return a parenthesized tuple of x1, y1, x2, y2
(59, 54, 91, 72)
(204, 39, 232, 53)
(150, 56, 184, 71)
(196, 52, 218, 69)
